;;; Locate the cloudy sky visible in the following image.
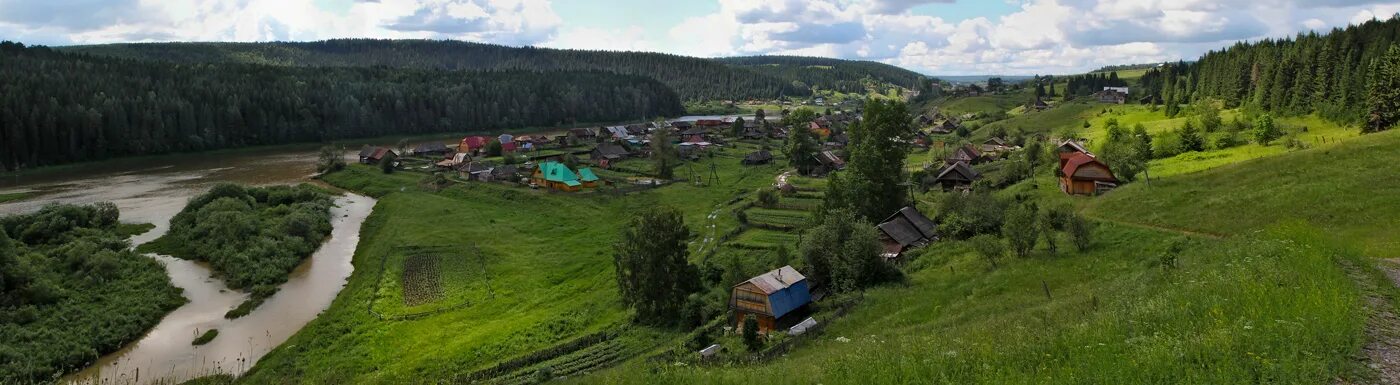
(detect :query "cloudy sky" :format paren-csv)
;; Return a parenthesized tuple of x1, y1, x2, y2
(2, 0, 1398, 75)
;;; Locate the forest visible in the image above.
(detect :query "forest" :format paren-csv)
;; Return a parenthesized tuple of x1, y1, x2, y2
(140, 184, 332, 315)
(0, 203, 185, 384)
(0, 41, 684, 171)
(1138, 16, 1400, 129)
(715, 55, 929, 94)
(60, 39, 812, 101)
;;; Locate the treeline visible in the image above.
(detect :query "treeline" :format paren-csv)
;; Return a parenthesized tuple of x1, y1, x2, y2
(715, 55, 927, 94)
(1141, 15, 1400, 129)
(61, 39, 810, 101)
(142, 184, 332, 314)
(1061, 72, 1129, 98)
(0, 203, 184, 384)
(0, 41, 684, 171)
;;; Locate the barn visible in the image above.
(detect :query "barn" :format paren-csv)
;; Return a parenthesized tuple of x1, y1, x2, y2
(1060, 153, 1118, 195)
(731, 266, 812, 334)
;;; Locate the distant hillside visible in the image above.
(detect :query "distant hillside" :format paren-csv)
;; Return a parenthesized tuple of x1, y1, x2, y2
(935, 75, 1034, 84)
(714, 55, 926, 94)
(0, 41, 683, 170)
(60, 39, 809, 101)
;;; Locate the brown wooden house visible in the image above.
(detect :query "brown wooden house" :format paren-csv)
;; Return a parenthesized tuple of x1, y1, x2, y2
(929, 161, 980, 191)
(1060, 153, 1118, 195)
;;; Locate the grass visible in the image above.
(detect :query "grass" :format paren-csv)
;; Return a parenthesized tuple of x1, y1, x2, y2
(242, 140, 783, 383)
(745, 208, 811, 228)
(115, 222, 156, 238)
(936, 89, 1034, 117)
(1088, 128, 1400, 255)
(0, 190, 35, 203)
(192, 329, 219, 345)
(731, 229, 801, 250)
(579, 222, 1367, 384)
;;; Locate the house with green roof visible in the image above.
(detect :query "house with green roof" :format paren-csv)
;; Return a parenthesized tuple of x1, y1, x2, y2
(531, 161, 596, 192)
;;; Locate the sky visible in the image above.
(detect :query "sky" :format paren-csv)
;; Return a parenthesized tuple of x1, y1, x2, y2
(2, 0, 1399, 75)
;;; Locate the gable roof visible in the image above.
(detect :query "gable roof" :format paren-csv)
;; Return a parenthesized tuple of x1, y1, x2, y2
(577, 167, 599, 182)
(569, 128, 596, 137)
(679, 127, 709, 136)
(1057, 139, 1090, 154)
(669, 120, 693, 129)
(744, 150, 773, 162)
(461, 136, 490, 150)
(414, 142, 450, 153)
(358, 146, 377, 158)
(537, 161, 580, 184)
(1062, 152, 1117, 182)
(935, 161, 980, 182)
(593, 143, 630, 159)
(740, 266, 807, 295)
(951, 144, 981, 160)
(983, 137, 1008, 147)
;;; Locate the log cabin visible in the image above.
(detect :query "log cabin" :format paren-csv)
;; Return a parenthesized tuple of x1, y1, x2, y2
(1060, 152, 1118, 195)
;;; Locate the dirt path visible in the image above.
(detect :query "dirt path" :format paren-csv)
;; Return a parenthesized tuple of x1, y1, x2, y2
(1340, 258, 1400, 384)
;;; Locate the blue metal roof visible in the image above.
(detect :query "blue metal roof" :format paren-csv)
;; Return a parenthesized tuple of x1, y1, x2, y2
(767, 280, 811, 319)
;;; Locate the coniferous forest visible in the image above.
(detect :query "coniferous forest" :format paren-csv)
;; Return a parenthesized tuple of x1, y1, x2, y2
(1139, 16, 1400, 130)
(0, 42, 685, 171)
(715, 55, 929, 94)
(60, 39, 811, 101)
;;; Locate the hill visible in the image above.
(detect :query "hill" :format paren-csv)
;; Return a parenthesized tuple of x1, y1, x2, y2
(60, 39, 813, 101)
(714, 56, 926, 93)
(0, 41, 683, 171)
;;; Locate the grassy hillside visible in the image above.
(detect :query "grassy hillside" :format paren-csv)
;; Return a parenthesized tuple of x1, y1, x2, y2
(934, 89, 1035, 117)
(1087, 129, 1400, 255)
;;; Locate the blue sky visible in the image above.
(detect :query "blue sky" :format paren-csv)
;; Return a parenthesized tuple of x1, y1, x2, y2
(1, 0, 1398, 75)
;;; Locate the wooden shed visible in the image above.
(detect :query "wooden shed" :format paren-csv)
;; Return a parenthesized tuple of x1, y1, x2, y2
(875, 206, 938, 259)
(1060, 153, 1118, 195)
(929, 161, 980, 191)
(731, 266, 812, 334)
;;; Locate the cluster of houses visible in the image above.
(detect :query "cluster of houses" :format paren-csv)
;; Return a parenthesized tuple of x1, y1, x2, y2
(924, 137, 1017, 191)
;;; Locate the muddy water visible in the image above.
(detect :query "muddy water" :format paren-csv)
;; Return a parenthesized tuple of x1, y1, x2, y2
(0, 148, 374, 385)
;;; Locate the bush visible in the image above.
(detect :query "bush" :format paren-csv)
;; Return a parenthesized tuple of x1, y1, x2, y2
(192, 329, 219, 345)
(969, 234, 1003, 268)
(743, 317, 762, 351)
(1253, 113, 1282, 145)
(1002, 203, 1039, 257)
(1067, 214, 1093, 251)
(756, 188, 779, 208)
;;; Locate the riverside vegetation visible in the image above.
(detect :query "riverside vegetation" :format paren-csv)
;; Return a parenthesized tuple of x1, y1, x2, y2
(141, 183, 334, 317)
(0, 203, 184, 384)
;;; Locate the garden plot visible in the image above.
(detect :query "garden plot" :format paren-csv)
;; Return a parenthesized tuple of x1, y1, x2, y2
(746, 208, 811, 229)
(371, 245, 494, 318)
(732, 229, 801, 250)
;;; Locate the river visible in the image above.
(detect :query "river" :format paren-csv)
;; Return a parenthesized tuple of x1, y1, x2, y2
(0, 147, 374, 385)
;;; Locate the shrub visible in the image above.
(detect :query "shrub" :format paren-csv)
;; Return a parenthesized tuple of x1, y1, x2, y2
(756, 188, 779, 208)
(1067, 214, 1093, 251)
(192, 329, 219, 345)
(743, 317, 762, 352)
(1002, 203, 1039, 257)
(969, 234, 1003, 268)
(1253, 113, 1282, 145)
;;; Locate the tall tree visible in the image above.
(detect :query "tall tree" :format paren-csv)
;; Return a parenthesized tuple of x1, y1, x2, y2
(838, 99, 912, 221)
(612, 206, 700, 326)
(1366, 46, 1400, 133)
(782, 108, 820, 174)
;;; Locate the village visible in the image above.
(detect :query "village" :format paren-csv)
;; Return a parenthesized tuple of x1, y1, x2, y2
(338, 87, 1128, 371)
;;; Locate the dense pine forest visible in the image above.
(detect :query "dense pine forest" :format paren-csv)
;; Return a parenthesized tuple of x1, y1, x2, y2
(0, 204, 185, 384)
(1140, 16, 1400, 130)
(61, 39, 813, 101)
(715, 55, 929, 94)
(0, 42, 684, 171)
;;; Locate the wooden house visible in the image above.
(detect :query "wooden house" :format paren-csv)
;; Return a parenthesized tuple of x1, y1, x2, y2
(490, 164, 520, 182)
(742, 150, 773, 166)
(731, 266, 812, 334)
(812, 151, 845, 174)
(981, 137, 1012, 154)
(413, 142, 451, 157)
(875, 206, 939, 260)
(577, 167, 601, 188)
(1094, 88, 1127, 104)
(669, 120, 694, 130)
(358, 146, 395, 164)
(929, 161, 980, 191)
(808, 121, 831, 138)
(1059, 153, 1118, 195)
(531, 161, 586, 192)
(1056, 139, 1092, 170)
(436, 152, 471, 170)
(679, 127, 710, 143)
(946, 144, 983, 165)
(590, 143, 631, 167)
(929, 120, 958, 135)
(568, 128, 597, 144)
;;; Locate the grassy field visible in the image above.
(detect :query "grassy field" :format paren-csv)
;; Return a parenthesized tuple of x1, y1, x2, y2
(241, 139, 785, 383)
(581, 222, 1367, 384)
(935, 89, 1034, 117)
(1088, 128, 1400, 255)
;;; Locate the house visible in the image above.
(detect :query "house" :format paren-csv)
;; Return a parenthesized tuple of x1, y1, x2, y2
(875, 206, 939, 260)
(604, 126, 630, 140)
(460, 136, 491, 154)
(813, 151, 845, 174)
(462, 161, 494, 181)
(731, 265, 812, 334)
(679, 127, 710, 143)
(625, 124, 649, 136)
(591, 142, 630, 166)
(1056, 139, 1093, 170)
(1094, 88, 1128, 104)
(413, 142, 451, 157)
(490, 164, 520, 182)
(1060, 152, 1118, 195)
(436, 152, 471, 170)
(531, 161, 587, 192)
(826, 132, 849, 148)
(358, 146, 395, 164)
(498, 133, 514, 147)
(928, 161, 980, 191)
(568, 128, 597, 143)
(915, 114, 936, 126)
(808, 121, 831, 138)
(981, 137, 1012, 154)
(946, 144, 983, 165)
(1104, 86, 1130, 95)
(695, 119, 727, 128)
(742, 150, 773, 166)
(577, 167, 600, 188)
(929, 120, 959, 135)
(669, 120, 694, 130)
